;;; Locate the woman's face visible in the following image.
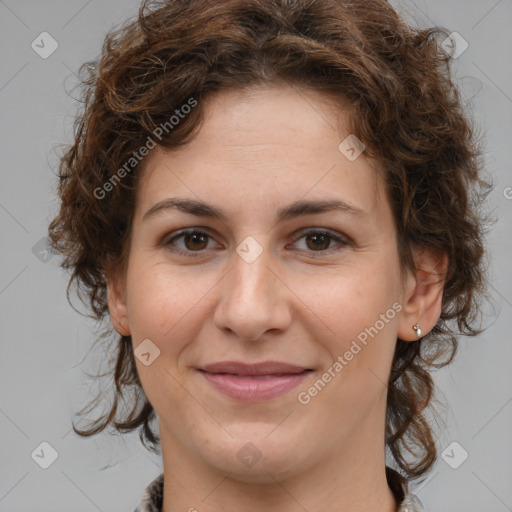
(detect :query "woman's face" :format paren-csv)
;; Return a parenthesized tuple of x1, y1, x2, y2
(109, 84, 420, 481)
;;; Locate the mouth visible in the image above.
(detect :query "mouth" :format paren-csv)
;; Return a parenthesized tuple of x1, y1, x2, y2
(198, 361, 314, 402)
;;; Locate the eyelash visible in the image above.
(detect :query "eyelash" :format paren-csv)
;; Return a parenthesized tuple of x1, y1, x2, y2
(163, 228, 350, 258)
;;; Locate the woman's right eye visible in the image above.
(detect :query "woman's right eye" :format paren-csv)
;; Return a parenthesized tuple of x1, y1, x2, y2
(165, 229, 218, 257)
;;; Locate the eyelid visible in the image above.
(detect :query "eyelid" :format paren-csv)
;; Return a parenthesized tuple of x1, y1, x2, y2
(292, 227, 349, 243)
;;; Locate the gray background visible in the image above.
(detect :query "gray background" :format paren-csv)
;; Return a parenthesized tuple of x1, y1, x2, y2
(1, 0, 511, 510)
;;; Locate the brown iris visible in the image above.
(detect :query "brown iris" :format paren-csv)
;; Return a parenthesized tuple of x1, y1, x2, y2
(183, 232, 209, 251)
(305, 233, 331, 251)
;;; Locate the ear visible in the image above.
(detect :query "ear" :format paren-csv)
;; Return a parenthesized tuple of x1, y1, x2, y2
(106, 273, 131, 337)
(397, 247, 448, 341)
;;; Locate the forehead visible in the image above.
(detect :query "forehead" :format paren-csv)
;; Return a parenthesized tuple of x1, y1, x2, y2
(135, 84, 389, 222)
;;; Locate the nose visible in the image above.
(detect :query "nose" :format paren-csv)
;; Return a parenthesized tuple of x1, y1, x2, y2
(212, 240, 292, 342)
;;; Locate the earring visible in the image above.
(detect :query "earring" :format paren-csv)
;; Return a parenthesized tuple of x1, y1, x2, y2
(413, 323, 422, 338)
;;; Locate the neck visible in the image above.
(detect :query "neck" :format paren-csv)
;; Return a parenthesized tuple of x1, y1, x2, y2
(160, 402, 398, 512)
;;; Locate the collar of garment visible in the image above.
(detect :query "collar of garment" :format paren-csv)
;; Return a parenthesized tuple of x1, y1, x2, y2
(133, 466, 425, 512)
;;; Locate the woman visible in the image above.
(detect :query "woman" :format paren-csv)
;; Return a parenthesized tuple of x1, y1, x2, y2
(48, 0, 489, 510)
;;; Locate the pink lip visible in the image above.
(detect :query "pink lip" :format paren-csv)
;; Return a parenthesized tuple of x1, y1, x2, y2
(198, 361, 312, 402)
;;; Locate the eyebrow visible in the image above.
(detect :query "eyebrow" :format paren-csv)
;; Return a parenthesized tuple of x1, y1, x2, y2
(142, 197, 367, 223)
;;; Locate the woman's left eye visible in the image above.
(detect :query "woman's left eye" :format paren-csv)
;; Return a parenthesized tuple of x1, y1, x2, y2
(163, 228, 349, 257)
(290, 229, 349, 254)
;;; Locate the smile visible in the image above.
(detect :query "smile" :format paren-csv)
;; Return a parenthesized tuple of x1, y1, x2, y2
(198, 361, 313, 402)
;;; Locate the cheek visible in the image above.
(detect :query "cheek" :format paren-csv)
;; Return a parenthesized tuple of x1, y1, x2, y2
(299, 269, 400, 429)
(124, 260, 205, 411)
(301, 262, 400, 349)
(125, 257, 203, 341)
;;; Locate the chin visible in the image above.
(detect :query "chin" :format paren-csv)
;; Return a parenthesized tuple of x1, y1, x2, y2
(201, 434, 307, 484)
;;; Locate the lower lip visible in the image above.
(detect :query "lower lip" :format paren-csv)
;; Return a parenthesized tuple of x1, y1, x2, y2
(199, 370, 311, 402)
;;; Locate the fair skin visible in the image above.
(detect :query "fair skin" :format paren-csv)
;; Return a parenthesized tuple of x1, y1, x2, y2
(108, 84, 446, 512)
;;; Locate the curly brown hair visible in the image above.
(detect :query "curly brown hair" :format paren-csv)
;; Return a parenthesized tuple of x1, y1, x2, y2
(48, 0, 491, 482)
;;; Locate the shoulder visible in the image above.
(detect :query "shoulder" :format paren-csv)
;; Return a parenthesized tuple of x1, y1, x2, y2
(386, 466, 425, 512)
(133, 473, 164, 512)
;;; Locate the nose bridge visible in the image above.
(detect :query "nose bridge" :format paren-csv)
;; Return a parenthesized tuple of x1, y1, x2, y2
(231, 249, 272, 303)
(213, 238, 290, 340)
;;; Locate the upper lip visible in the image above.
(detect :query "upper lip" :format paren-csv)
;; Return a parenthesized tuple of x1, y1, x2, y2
(199, 361, 311, 376)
